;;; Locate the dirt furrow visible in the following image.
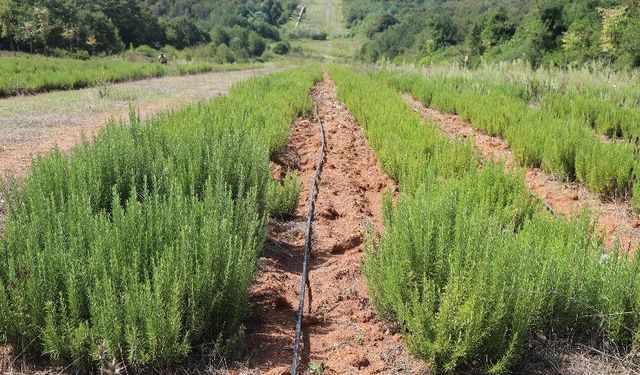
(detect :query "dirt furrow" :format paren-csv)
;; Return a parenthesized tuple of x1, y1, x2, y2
(240, 75, 425, 374)
(404, 94, 640, 252)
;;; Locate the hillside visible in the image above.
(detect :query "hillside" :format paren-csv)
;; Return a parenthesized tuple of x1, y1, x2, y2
(346, 0, 640, 69)
(0, 0, 299, 60)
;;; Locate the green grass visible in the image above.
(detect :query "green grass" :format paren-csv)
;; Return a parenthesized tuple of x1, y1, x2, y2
(0, 54, 260, 97)
(0, 66, 321, 370)
(284, 0, 362, 62)
(329, 66, 640, 374)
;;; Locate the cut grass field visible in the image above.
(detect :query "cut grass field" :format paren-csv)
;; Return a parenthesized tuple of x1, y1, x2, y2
(286, 0, 362, 62)
(0, 54, 260, 97)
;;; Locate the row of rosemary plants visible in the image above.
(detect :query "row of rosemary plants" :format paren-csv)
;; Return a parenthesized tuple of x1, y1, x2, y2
(0, 66, 321, 370)
(329, 66, 640, 374)
(377, 71, 640, 211)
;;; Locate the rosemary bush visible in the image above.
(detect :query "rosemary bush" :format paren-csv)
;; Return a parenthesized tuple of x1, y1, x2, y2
(0, 67, 321, 369)
(330, 67, 640, 374)
(379, 71, 640, 204)
(0, 54, 258, 97)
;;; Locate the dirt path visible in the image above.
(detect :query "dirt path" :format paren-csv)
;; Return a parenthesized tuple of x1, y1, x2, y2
(238, 75, 425, 374)
(0, 67, 279, 180)
(404, 94, 640, 252)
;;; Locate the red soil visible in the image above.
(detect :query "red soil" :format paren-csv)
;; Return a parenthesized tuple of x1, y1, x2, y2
(404, 94, 640, 252)
(238, 75, 426, 374)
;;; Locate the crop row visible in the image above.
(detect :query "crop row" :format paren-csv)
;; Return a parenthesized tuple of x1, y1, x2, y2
(377, 72, 640, 210)
(329, 66, 640, 374)
(0, 55, 259, 97)
(0, 67, 321, 369)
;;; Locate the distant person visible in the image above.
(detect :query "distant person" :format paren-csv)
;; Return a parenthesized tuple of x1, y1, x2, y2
(158, 53, 168, 65)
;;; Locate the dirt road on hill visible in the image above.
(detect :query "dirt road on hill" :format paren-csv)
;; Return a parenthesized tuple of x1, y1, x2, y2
(236, 74, 426, 374)
(404, 94, 640, 252)
(0, 67, 279, 180)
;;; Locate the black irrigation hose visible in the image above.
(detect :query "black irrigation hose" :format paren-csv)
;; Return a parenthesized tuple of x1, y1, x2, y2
(291, 93, 326, 375)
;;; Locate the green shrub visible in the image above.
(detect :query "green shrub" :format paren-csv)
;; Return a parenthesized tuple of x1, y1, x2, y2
(0, 67, 322, 370)
(288, 27, 328, 41)
(330, 67, 640, 374)
(381, 71, 640, 201)
(272, 41, 290, 55)
(633, 164, 640, 213)
(134, 45, 157, 58)
(0, 54, 260, 97)
(575, 139, 636, 198)
(266, 172, 303, 217)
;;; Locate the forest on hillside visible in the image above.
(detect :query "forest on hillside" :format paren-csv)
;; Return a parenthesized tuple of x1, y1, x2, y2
(347, 0, 640, 69)
(0, 0, 298, 60)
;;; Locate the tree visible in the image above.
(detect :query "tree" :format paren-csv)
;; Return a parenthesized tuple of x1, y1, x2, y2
(20, 21, 37, 53)
(34, 7, 52, 55)
(210, 27, 230, 47)
(430, 14, 457, 49)
(86, 34, 97, 55)
(159, 16, 209, 49)
(481, 7, 516, 48)
(0, 0, 17, 55)
(538, 2, 567, 49)
(80, 10, 124, 53)
(247, 32, 265, 56)
(214, 43, 235, 63)
(598, 5, 627, 56)
(525, 2, 568, 68)
(366, 14, 398, 38)
(466, 23, 484, 56)
(62, 24, 78, 51)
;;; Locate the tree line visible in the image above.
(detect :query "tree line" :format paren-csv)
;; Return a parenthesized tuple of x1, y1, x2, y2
(0, 0, 297, 59)
(348, 0, 640, 69)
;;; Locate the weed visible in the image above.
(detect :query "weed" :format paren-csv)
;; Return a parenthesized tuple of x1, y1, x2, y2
(309, 362, 326, 374)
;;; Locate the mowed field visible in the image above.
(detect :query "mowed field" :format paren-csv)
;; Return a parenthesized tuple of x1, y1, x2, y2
(2, 2, 640, 375)
(286, 0, 362, 62)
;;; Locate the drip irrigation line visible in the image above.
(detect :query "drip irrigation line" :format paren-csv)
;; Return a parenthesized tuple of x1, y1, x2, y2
(292, 90, 326, 375)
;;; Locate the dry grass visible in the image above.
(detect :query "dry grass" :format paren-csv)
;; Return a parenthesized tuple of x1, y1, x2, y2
(519, 337, 640, 375)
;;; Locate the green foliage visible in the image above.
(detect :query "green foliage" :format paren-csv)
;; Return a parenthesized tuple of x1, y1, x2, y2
(208, 26, 268, 61)
(213, 44, 236, 63)
(266, 172, 303, 217)
(481, 7, 516, 48)
(366, 14, 398, 38)
(0, 66, 322, 369)
(348, 0, 640, 69)
(159, 16, 209, 49)
(633, 164, 640, 212)
(330, 66, 640, 374)
(0, 54, 258, 97)
(575, 139, 636, 198)
(379, 70, 640, 200)
(0, 0, 295, 56)
(430, 14, 458, 49)
(288, 27, 328, 41)
(272, 40, 290, 55)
